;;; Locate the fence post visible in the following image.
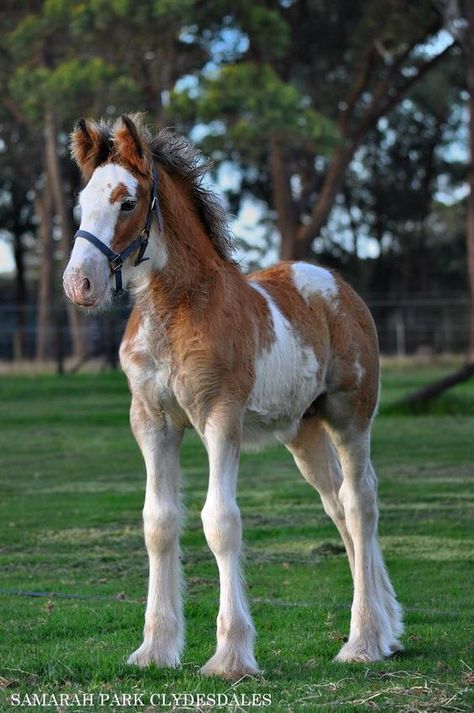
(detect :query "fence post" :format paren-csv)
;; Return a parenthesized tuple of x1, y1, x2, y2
(395, 310, 406, 357)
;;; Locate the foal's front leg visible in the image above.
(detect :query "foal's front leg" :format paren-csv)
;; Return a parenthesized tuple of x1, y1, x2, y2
(200, 416, 258, 680)
(127, 397, 184, 668)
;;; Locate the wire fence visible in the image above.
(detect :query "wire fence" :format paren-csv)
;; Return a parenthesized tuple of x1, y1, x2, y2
(0, 302, 131, 370)
(0, 297, 470, 370)
(367, 297, 470, 356)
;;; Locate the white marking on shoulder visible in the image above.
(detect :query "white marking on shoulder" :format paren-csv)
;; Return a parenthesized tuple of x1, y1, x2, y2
(291, 262, 338, 303)
(246, 282, 320, 432)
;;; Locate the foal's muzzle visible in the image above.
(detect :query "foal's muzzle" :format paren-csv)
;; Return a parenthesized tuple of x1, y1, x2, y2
(63, 264, 107, 307)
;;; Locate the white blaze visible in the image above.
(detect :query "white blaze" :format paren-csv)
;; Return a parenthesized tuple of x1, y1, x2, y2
(70, 164, 138, 271)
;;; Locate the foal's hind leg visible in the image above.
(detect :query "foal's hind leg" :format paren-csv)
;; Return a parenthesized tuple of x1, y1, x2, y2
(285, 416, 355, 576)
(326, 414, 403, 662)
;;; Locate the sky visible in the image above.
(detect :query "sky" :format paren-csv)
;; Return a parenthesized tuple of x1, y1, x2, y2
(0, 240, 15, 274)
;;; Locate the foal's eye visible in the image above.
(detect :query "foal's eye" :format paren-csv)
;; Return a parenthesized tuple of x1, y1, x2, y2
(121, 200, 136, 213)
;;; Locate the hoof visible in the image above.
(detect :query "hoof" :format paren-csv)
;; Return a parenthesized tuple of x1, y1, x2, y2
(201, 650, 259, 681)
(127, 642, 181, 669)
(389, 639, 404, 654)
(334, 637, 391, 663)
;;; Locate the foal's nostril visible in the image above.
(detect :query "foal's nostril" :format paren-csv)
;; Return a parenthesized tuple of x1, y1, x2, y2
(63, 266, 100, 307)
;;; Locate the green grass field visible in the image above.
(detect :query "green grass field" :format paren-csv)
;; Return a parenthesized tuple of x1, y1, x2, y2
(0, 364, 473, 712)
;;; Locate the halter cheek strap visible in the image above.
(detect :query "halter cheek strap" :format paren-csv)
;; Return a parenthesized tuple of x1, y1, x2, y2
(74, 166, 163, 295)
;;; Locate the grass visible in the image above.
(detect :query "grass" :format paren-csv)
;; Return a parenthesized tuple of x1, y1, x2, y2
(0, 364, 473, 712)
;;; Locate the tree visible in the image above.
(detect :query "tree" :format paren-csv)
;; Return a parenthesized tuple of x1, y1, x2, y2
(444, 0, 474, 362)
(1, 0, 220, 363)
(5, 3, 143, 360)
(171, 0, 456, 260)
(0, 1, 467, 369)
(336, 54, 465, 298)
(392, 0, 474, 406)
(0, 116, 37, 357)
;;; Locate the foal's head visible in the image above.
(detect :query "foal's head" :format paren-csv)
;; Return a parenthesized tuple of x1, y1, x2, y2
(64, 115, 233, 310)
(63, 115, 165, 309)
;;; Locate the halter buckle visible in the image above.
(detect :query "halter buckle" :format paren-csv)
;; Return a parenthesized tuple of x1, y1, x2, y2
(110, 255, 123, 273)
(135, 235, 150, 266)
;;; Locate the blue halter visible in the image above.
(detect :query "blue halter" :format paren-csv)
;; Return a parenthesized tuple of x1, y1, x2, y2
(74, 166, 163, 295)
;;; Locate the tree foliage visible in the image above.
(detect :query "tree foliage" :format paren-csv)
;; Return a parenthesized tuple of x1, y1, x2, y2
(0, 0, 468, 361)
(170, 0, 458, 260)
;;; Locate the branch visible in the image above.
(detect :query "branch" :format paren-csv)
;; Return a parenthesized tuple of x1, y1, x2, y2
(377, 41, 456, 125)
(442, 0, 471, 54)
(393, 363, 474, 408)
(353, 40, 455, 144)
(340, 45, 378, 136)
(2, 96, 30, 127)
(349, 20, 442, 142)
(295, 39, 455, 252)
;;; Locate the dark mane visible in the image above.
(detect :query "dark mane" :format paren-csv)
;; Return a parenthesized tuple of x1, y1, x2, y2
(150, 129, 233, 262)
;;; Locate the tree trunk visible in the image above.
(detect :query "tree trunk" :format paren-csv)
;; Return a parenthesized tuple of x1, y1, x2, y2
(465, 2, 474, 363)
(295, 144, 355, 259)
(13, 229, 27, 359)
(44, 108, 87, 361)
(269, 134, 299, 259)
(395, 363, 474, 409)
(35, 183, 55, 361)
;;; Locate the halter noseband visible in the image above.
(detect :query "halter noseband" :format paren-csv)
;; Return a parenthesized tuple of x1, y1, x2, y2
(74, 166, 163, 295)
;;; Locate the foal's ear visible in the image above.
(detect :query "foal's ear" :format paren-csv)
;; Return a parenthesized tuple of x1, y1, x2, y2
(113, 114, 150, 177)
(70, 119, 111, 179)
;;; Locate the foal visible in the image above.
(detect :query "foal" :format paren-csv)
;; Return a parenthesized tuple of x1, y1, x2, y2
(63, 115, 403, 680)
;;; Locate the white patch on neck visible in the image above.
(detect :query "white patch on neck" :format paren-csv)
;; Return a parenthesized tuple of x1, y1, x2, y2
(291, 262, 338, 304)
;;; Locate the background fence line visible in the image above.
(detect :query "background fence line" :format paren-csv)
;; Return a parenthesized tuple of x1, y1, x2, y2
(0, 296, 470, 370)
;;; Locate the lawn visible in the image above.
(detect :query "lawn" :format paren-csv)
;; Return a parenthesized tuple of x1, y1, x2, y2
(0, 364, 473, 712)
